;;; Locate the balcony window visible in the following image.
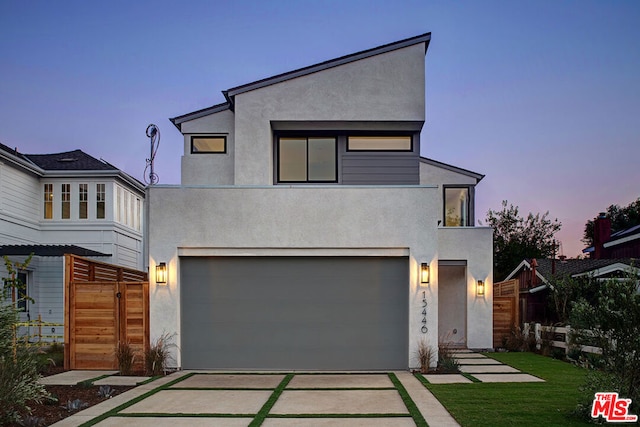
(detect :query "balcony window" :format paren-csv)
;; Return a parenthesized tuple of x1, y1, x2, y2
(44, 184, 53, 219)
(444, 187, 470, 226)
(61, 184, 70, 219)
(278, 137, 337, 183)
(96, 184, 105, 219)
(79, 184, 88, 219)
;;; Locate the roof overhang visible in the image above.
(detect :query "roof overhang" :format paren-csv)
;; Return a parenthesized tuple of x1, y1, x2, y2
(504, 259, 549, 284)
(419, 157, 485, 183)
(572, 262, 638, 278)
(0, 244, 110, 257)
(603, 233, 640, 248)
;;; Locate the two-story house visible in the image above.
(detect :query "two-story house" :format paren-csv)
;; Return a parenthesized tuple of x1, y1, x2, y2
(148, 32, 493, 370)
(0, 143, 145, 327)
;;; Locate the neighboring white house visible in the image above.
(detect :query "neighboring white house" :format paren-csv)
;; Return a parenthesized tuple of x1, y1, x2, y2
(0, 143, 145, 328)
(148, 32, 493, 370)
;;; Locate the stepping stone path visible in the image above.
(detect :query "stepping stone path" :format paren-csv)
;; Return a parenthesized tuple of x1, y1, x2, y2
(422, 351, 545, 384)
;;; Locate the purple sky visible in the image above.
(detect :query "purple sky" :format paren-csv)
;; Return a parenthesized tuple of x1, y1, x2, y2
(1, 0, 639, 257)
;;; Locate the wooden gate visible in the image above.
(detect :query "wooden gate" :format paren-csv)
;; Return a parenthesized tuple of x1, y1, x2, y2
(493, 279, 519, 348)
(64, 255, 148, 370)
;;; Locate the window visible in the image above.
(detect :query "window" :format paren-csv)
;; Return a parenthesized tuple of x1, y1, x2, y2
(191, 136, 226, 153)
(96, 184, 105, 219)
(444, 187, 470, 226)
(347, 136, 412, 151)
(3, 271, 28, 312)
(278, 137, 337, 183)
(61, 184, 70, 219)
(44, 184, 53, 219)
(79, 184, 88, 219)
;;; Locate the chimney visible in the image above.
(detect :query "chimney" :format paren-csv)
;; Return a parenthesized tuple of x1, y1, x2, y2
(593, 212, 611, 259)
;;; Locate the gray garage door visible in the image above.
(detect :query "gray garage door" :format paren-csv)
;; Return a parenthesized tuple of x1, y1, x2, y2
(180, 256, 408, 370)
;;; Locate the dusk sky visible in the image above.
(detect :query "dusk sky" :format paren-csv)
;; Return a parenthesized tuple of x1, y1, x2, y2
(1, 0, 638, 258)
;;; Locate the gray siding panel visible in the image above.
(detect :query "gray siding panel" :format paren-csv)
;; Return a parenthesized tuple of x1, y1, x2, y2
(341, 155, 419, 185)
(181, 256, 409, 370)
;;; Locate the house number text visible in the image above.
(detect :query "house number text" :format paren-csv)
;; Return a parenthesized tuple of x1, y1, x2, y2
(421, 291, 428, 333)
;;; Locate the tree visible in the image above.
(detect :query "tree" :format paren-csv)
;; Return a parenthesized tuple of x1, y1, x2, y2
(485, 201, 562, 281)
(583, 197, 640, 246)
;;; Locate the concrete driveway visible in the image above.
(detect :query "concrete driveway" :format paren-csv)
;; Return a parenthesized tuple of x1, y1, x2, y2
(51, 371, 458, 426)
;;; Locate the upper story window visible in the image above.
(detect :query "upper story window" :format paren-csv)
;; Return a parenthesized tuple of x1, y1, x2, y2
(115, 184, 142, 231)
(79, 184, 88, 219)
(61, 184, 71, 219)
(444, 187, 470, 226)
(96, 184, 105, 219)
(277, 137, 337, 183)
(44, 184, 53, 219)
(191, 136, 226, 153)
(347, 136, 412, 151)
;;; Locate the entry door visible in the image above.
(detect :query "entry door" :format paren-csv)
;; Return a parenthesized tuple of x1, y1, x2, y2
(438, 264, 467, 346)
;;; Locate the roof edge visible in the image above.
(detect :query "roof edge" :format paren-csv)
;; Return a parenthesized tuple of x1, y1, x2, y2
(169, 102, 231, 131)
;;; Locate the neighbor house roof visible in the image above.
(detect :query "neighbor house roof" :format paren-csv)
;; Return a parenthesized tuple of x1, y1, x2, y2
(505, 258, 638, 285)
(24, 149, 117, 171)
(170, 32, 432, 131)
(0, 244, 110, 257)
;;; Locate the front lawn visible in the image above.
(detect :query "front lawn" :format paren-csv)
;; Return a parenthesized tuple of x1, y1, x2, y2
(421, 352, 591, 426)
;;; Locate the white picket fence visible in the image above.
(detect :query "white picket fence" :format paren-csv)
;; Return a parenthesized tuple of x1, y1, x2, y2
(523, 322, 602, 355)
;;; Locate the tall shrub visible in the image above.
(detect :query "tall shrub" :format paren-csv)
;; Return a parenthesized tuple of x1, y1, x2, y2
(0, 256, 49, 424)
(571, 269, 640, 417)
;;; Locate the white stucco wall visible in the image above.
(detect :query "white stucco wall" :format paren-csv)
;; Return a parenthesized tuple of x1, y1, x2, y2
(148, 184, 449, 368)
(437, 226, 493, 349)
(419, 161, 478, 186)
(181, 109, 235, 186)
(232, 43, 426, 185)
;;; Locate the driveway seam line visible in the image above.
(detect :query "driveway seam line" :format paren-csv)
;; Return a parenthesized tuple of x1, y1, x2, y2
(389, 372, 429, 427)
(249, 372, 295, 427)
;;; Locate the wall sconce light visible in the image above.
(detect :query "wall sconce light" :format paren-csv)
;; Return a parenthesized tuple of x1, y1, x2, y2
(156, 262, 167, 284)
(421, 263, 430, 284)
(477, 280, 485, 296)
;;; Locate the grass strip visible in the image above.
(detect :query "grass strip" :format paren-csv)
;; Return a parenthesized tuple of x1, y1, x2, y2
(460, 372, 482, 383)
(77, 374, 113, 386)
(267, 413, 412, 418)
(285, 387, 397, 391)
(114, 413, 255, 418)
(78, 372, 195, 427)
(249, 373, 294, 427)
(136, 375, 162, 385)
(167, 387, 275, 391)
(388, 372, 428, 427)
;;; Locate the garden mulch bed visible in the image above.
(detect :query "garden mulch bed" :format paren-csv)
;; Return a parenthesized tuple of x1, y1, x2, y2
(9, 367, 136, 427)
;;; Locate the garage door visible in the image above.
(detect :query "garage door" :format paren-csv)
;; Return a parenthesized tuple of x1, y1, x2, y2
(180, 256, 408, 370)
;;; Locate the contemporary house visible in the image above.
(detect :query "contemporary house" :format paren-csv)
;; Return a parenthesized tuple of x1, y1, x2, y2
(504, 257, 638, 323)
(0, 143, 145, 327)
(148, 32, 493, 370)
(583, 213, 640, 259)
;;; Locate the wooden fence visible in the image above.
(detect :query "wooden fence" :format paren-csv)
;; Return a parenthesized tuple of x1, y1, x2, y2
(64, 255, 149, 370)
(523, 322, 602, 355)
(493, 279, 519, 348)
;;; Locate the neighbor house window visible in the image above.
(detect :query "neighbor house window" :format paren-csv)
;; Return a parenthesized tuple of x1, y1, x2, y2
(44, 184, 53, 219)
(278, 137, 337, 183)
(191, 136, 226, 153)
(3, 271, 29, 312)
(96, 184, 105, 219)
(444, 187, 470, 226)
(79, 184, 88, 219)
(61, 184, 70, 219)
(347, 136, 412, 151)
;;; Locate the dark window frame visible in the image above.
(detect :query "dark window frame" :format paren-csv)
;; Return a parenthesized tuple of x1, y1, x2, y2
(191, 135, 228, 154)
(276, 135, 338, 184)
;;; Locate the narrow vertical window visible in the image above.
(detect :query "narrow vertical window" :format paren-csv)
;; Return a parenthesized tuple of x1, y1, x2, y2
(116, 187, 122, 223)
(444, 187, 470, 227)
(135, 198, 141, 231)
(96, 184, 105, 219)
(61, 184, 70, 219)
(44, 184, 53, 219)
(79, 184, 88, 219)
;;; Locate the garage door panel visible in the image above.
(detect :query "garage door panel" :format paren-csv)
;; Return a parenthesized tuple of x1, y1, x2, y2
(181, 256, 408, 370)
